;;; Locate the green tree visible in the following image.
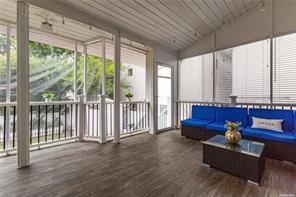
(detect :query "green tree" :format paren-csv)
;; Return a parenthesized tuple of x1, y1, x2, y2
(0, 37, 131, 102)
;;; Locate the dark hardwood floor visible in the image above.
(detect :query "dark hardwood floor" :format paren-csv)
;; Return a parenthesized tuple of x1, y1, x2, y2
(0, 130, 295, 197)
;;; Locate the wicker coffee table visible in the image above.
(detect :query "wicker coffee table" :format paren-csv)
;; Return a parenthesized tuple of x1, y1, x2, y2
(202, 135, 265, 185)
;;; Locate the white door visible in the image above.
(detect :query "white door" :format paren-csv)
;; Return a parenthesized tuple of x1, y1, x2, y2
(157, 64, 173, 131)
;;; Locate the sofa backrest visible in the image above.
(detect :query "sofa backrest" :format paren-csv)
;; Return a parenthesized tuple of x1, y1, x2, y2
(215, 107, 248, 126)
(192, 106, 216, 121)
(249, 108, 294, 132)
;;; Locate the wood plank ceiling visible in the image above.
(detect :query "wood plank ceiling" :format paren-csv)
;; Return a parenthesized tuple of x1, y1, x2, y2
(0, 0, 146, 67)
(60, 0, 263, 51)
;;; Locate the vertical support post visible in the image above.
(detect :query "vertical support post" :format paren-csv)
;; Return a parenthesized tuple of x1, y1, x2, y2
(213, 52, 216, 102)
(172, 60, 178, 129)
(17, 1, 30, 168)
(113, 31, 121, 143)
(6, 25, 11, 103)
(99, 95, 106, 143)
(83, 44, 87, 100)
(99, 39, 107, 143)
(270, 37, 273, 104)
(230, 95, 237, 107)
(153, 59, 158, 133)
(213, 32, 216, 102)
(176, 59, 180, 128)
(270, 0, 275, 104)
(102, 39, 106, 95)
(5, 25, 11, 149)
(78, 96, 85, 141)
(174, 59, 181, 128)
(145, 48, 156, 134)
(74, 41, 78, 101)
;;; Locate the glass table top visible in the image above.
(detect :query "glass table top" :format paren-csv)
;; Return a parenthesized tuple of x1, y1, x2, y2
(203, 135, 265, 157)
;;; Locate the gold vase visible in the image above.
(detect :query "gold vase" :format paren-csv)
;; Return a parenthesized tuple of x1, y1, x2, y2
(225, 129, 242, 144)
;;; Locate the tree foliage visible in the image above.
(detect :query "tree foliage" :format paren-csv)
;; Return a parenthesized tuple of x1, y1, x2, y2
(0, 35, 130, 101)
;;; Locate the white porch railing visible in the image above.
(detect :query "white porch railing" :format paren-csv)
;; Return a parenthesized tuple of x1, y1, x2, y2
(84, 101, 150, 140)
(158, 106, 168, 130)
(0, 100, 150, 156)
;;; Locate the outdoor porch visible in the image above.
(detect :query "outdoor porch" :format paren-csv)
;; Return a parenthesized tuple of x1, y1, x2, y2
(1, 0, 296, 196)
(0, 0, 161, 164)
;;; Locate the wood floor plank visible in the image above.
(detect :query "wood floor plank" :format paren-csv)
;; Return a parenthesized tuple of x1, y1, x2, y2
(0, 130, 295, 197)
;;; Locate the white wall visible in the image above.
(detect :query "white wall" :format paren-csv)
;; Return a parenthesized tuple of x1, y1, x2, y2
(179, 54, 213, 101)
(232, 40, 270, 103)
(121, 64, 146, 101)
(179, 0, 296, 59)
(154, 48, 178, 67)
(215, 51, 233, 102)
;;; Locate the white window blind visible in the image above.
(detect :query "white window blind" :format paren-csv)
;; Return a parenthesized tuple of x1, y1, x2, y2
(215, 50, 233, 102)
(232, 39, 270, 103)
(273, 33, 296, 103)
(179, 53, 213, 101)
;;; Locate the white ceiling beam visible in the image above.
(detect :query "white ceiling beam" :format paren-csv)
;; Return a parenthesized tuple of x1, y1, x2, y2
(85, 36, 148, 54)
(22, 0, 178, 56)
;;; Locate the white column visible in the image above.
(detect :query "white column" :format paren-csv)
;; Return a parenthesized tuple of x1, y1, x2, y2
(17, 1, 30, 168)
(5, 25, 11, 149)
(176, 59, 181, 127)
(113, 31, 121, 143)
(6, 25, 11, 103)
(73, 41, 78, 101)
(99, 39, 107, 143)
(145, 48, 157, 134)
(270, 37, 273, 104)
(172, 60, 178, 128)
(102, 39, 106, 95)
(83, 44, 87, 100)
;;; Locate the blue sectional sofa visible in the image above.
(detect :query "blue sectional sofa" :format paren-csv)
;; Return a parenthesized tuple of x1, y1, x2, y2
(242, 108, 296, 163)
(206, 107, 248, 139)
(181, 106, 215, 141)
(181, 106, 296, 163)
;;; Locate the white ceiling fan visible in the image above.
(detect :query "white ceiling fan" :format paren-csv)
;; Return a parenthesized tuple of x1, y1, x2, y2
(34, 12, 56, 32)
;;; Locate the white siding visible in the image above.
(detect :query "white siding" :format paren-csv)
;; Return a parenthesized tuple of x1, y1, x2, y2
(273, 33, 296, 103)
(215, 51, 232, 102)
(122, 63, 146, 101)
(179, 53, 213, 101)
(232, 39, 270, 103)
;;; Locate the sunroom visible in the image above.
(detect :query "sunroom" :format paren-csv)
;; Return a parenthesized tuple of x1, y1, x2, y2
(0, 0, 296, 196)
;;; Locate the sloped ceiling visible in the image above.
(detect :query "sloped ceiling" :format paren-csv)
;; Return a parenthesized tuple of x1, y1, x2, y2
(60, 0, 262, 51)
(1, 0, 263, 52)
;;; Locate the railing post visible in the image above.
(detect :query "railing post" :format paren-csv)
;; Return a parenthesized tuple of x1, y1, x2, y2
(176, 101, 180, 128)
(230, 95, 237, 107)
(78, 96, 85, 141)
(99, 95, 106, 143)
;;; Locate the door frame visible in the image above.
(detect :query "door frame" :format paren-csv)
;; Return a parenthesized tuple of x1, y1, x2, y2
(156, 62, 174, 133)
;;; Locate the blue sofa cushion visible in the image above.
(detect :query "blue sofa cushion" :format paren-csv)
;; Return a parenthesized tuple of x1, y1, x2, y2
(215, 107, 248, 127)
(181, 118, 213, 128)
(249, 108, 294, 132)
(192, 106, 216, 121)
(206, 122, 227, 134)
(243, 127, 296, 144)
